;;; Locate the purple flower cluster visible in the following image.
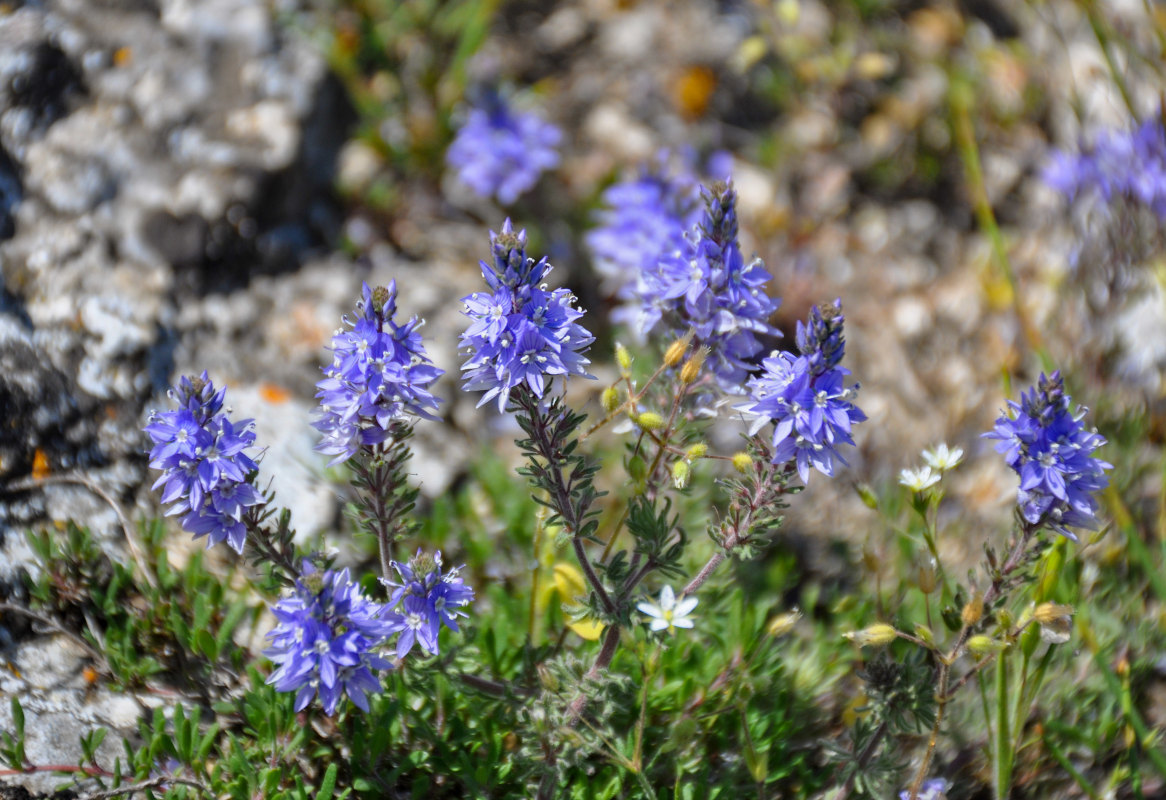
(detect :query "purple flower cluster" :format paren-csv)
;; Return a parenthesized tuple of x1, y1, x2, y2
(446, 93, 561, 205)
(1044, 117, 1166, 217)
(900, 778, 950, 800)
(460, 220, 594, 411)
(264, 563, 395, 715)
(314, 282, 443, 466)
(145, 372, 263, 554)
(742, 300, 866, 483)
(984, 371, 1110, 539)
(620, 181, 780, 389)
(382, 550, 475, 658)
(585, 155, 701, 294)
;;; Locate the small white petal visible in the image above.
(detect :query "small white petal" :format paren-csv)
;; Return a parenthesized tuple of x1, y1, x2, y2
(671, 618, 695, 629)
(674, 596, 699, 617)
(648, 618, 670, 631)
(637, 602, 664, 618)
(657, 585, 677, 611)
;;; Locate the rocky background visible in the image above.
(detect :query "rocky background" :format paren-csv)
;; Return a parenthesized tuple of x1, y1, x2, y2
(1, 0, 1163, 790)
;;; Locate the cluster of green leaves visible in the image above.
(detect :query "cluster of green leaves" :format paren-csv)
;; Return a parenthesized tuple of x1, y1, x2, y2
(24, 521, 251, 691)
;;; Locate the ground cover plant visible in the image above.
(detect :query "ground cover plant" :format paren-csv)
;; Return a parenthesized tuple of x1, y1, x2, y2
(3, 1, 1166, 799)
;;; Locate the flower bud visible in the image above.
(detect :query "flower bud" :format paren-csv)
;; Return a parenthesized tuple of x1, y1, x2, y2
(616, 343, 633, 375)
(843, 623, 898, 647)
(967, 635, 1008, 656)
(671, 460, 691, 490)
(767, 609, 801, 638)
(854, 482, 879, 510)
(1033, 602, 1074, 625)
(679, 348, 708, 384)
(916, 557, 938, 595)
(663, 336, 690, 367)
(731, 452, 753, 473)
(601, 386, 620, 413)
(913, 623, 935, 646)
(685, 443, 708, 461)
(961, 593, 984, 627)
(634, 411, 666, 431)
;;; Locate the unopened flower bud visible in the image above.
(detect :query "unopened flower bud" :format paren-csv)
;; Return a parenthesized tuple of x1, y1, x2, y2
(1033, 602, 1074, 625)
(917, 557, 938, 595)
(671, 460, 691, 489)
(537, 663, 559, 691)
(663, 335, 690, 367)
(685, 443, 708, 461)
(967, 635, 1008, 656)
(731, 452, 753, 473)
(961, 593, 984, 627)
(843, 623, 898, 647)
(767, 608, 801, 637)
(601, 386, 620, 413)
(854, 482, 879, 510)
(616, 344, 633, 375)
(679, 348, 708, 384)
(371, 285, 391, 314)
(913, 623, 935, 646)
(634, 412, 666, 431)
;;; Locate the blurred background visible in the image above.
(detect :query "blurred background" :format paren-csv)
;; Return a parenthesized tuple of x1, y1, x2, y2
(2, 0, 1166, 792)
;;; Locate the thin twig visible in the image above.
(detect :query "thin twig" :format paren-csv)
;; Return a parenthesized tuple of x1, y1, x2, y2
(81, 775, 212, 799)
(0, 602, 107, 667)
(5, 474, 157, 590)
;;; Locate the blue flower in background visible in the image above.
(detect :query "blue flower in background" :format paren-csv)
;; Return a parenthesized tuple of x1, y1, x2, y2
(620, 180, 780, 390)
(382, 550, 474, 658)
(899, 778, 950, 800)
(985, 371, 1110, 539)
(314, 282, 443, 466)
(742, 301, 865, 483)
(1044, 117, 1166, 217)
(264, 563, 394, 715)
(460, 220, 593, 411)
(146, 372, 263, 554)
(446, 93, 561, 205)
(586, 154, 701, 294)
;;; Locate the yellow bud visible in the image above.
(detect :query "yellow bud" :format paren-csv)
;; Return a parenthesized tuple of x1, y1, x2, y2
(967, 635, 1008, 656)
(601, 386, 620, 413)
(766, 609, 801, 638)
(731, 452, 754, 473)
(615, 343, 632, 374)
(685, 443, 708, 461)
(916, 557, 938, 595)
(843, 623, 898, 647)
(536, 663, 559, 691)
(961, 593, 984, 627)
(679, 348, 708, 384)
(913, 623, 935, 647)
(1033, 602, 1074, 626)
(635, 412, 666, 431)
(663, 336, 690, 367)
(671, 460, 691, 489)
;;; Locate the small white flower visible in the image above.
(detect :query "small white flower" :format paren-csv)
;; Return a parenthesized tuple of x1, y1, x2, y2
(637, 585, 698, 633)
(899, 465, 940, 492)
(921, 443, 964, 472)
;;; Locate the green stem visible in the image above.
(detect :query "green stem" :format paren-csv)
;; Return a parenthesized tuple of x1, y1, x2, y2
(994, 652, 1013, 800)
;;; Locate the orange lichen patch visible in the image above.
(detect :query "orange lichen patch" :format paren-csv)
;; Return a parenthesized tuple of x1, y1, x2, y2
(259, 382, 291, 404)
(82, 665, 100, 685)
(672, 65, 717, 120)
(32, 448, 51, 480)
(113, 46, 132, 67)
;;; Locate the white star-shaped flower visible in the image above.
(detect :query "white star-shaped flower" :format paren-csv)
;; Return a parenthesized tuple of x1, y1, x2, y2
(899, 465, 940, 492)
(637, 585, 698, 633)
(921, 443, 964, 472)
